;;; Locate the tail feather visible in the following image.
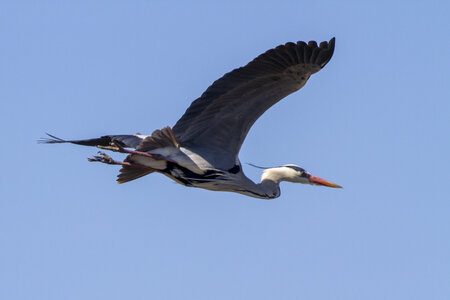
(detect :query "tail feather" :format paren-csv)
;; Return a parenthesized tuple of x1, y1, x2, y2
(117, 156, 156, 183)
(117, 167, 155, 183)
(118, 127, 178, 183)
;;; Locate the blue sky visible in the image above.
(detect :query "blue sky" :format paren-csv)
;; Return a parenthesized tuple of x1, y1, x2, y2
(1, 1, 449, 299)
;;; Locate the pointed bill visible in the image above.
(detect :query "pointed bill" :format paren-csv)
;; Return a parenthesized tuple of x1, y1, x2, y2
(309, 175, 342, 188)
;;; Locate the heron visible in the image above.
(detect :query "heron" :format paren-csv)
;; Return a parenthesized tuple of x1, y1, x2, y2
(40, 37, 341, 199)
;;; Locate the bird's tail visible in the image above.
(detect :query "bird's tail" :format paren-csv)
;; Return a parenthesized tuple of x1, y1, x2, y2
(117, 127, 179, 184)
(117, 156, 156, 184)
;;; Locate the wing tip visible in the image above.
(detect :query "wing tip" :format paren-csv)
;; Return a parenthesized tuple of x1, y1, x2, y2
(317, 37, 336, 69)
(328, 37, 336, 55)
(37, 133, 66, 144)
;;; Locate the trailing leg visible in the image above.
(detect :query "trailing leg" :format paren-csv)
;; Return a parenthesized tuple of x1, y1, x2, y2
(98, 141, 175, 162)
(88, 152, 151, 169)
(87, 152, 156, 184)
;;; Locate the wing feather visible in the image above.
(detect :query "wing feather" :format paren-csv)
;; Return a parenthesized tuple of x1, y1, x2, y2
(172, 38, 335, 170)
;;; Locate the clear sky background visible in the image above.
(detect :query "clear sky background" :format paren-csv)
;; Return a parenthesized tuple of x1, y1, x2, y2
(1, 1, 449, 299)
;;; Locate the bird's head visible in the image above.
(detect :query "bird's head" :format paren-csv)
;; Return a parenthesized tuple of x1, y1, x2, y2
(262, 164, 342, 188)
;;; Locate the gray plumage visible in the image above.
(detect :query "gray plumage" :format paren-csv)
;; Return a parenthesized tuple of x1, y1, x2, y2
(41, 38, 341, 199)
(172, 38, 335, 170)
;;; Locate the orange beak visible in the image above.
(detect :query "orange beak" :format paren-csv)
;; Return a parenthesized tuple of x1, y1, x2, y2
(308, 175, 342, 188)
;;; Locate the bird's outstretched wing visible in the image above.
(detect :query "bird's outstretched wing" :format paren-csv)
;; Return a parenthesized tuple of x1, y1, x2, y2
(172, 38, 335, 170)
(38, 133, 144, 148)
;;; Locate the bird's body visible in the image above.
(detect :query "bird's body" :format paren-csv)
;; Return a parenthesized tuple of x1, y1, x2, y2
(41, 38, 341, 199)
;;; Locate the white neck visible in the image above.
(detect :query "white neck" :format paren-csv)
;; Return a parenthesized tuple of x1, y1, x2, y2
(237, 167, 298, 199)
(261, 166, 297, 183)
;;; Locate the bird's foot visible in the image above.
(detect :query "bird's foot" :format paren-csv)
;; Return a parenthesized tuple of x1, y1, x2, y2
(88, 152, 117, 164)
(88, 151, 153, 169)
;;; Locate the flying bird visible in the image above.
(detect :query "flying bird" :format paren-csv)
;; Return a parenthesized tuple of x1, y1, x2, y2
(41, 37, 341, 199)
